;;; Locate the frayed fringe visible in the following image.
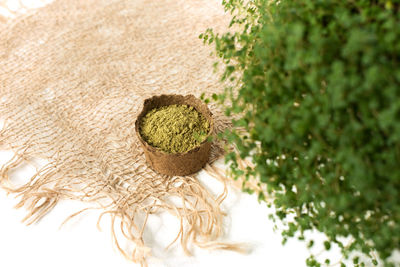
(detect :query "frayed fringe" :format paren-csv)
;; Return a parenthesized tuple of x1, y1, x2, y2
(0, 148, 245, 266)
(205, 149, 268, 199)
(0, 0, 243, 264)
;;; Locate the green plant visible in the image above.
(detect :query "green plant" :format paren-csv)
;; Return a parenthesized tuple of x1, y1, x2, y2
(201, 0, 400, 266)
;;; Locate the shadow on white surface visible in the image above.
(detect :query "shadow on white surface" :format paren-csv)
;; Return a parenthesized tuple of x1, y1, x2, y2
(0, 150, 349, 267)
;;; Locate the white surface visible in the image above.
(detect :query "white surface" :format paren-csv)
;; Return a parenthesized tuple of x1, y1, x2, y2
(0, 1, 331, 266)
(0, 1, 393, 267)
(0, 149, 347, 267)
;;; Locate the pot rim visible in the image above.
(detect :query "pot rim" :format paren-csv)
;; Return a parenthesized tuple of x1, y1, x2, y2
(134, 94, 214, 156)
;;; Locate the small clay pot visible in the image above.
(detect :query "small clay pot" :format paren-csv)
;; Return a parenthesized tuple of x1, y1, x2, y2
(135, 94, 213, 176)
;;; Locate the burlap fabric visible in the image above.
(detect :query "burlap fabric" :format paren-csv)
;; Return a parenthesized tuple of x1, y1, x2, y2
(0, 0, 241, 265)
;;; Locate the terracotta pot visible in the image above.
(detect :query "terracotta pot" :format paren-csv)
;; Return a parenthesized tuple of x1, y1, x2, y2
(135, 94, 213, 176)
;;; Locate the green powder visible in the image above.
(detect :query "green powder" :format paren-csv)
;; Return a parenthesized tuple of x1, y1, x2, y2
(140, 104, 210, 153)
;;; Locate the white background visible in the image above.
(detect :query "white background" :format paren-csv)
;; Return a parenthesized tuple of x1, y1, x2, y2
(0, 1, 398, 267)
(0, 150, 349, 267)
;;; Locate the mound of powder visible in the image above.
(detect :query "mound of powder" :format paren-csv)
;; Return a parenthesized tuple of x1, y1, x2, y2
(140, 104, 210, 153)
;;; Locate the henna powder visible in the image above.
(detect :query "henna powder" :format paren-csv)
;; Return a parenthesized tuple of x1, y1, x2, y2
(139, 104, 210, 153)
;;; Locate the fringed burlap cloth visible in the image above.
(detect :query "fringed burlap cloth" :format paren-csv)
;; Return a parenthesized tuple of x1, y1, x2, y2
(0, 0, 242, 265)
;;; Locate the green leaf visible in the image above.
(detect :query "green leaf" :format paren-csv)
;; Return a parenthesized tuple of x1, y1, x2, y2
(201, 0, 400, 266)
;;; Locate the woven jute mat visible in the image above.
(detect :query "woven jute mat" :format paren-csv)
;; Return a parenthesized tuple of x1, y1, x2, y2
(0, 0, 243, 265)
